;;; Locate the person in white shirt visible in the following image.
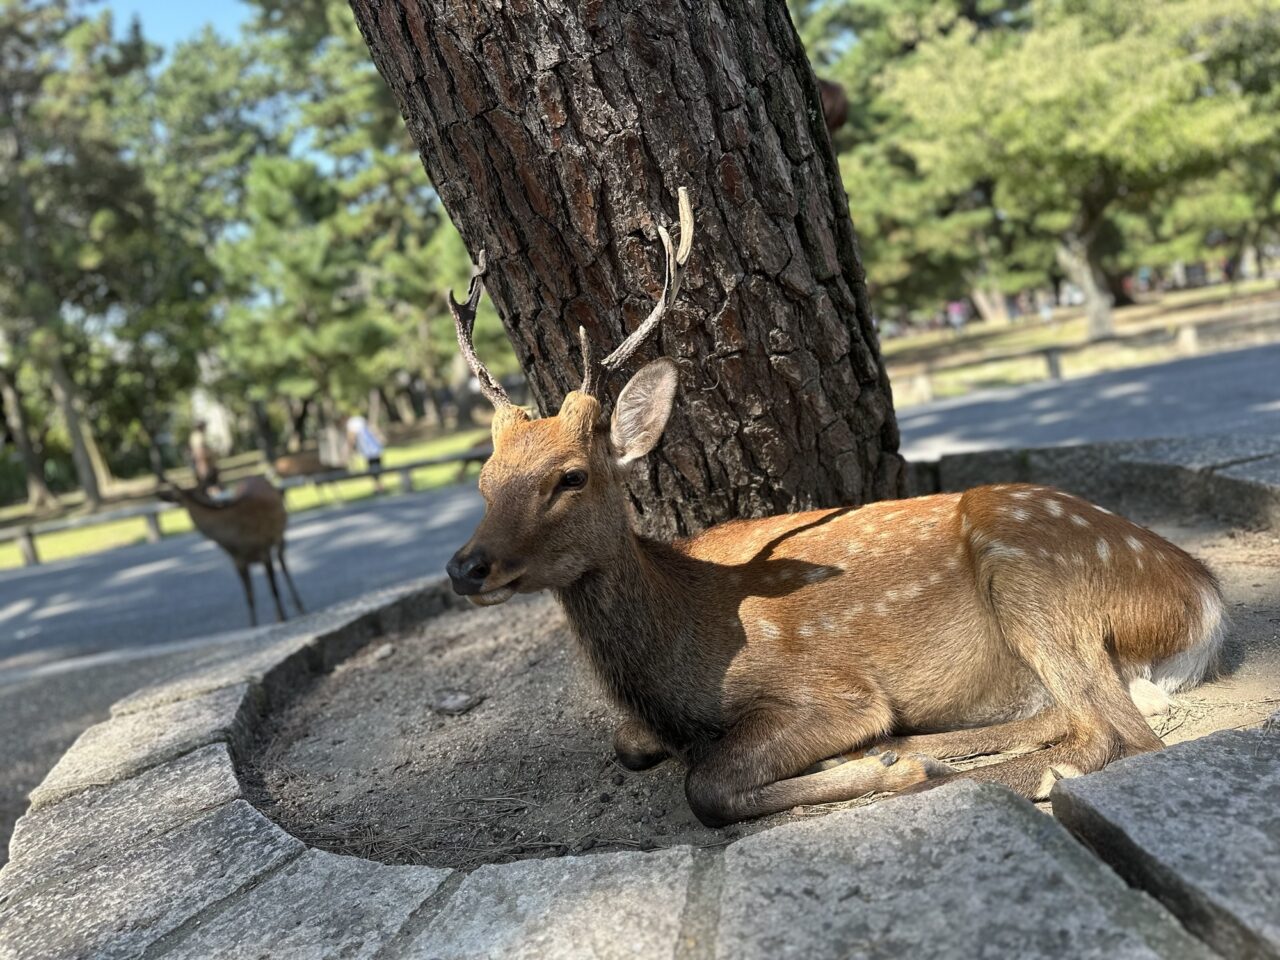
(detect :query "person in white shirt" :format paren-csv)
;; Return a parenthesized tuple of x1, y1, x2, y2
(344, 414, 386, 492)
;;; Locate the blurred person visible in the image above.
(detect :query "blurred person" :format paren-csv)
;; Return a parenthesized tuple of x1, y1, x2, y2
(188, 419, 220, 492)
(345, 412, 386, 492)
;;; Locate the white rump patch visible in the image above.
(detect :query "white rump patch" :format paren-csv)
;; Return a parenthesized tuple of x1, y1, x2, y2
(1149, 585, 1227, 693)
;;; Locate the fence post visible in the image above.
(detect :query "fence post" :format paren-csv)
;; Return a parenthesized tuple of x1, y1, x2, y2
(910, 371, 934, 404)
(1176, 323, 1199, 356)
(399, 468, 414, 494)
(144, 513, 163, 544)
(18, 527, 39, 567)
(1043, 348, 1063, 380)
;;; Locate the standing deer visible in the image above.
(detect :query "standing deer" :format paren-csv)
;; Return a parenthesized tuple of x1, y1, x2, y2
(445, 190, 1225, 827)
(158, 476, 305, 626)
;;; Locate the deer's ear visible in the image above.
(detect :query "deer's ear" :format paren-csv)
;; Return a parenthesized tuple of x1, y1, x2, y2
(610, 359, 678, 465)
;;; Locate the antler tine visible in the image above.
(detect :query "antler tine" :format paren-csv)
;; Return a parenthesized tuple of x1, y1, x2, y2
(582, 187, 694, 392)
(447, 250, 511, 409)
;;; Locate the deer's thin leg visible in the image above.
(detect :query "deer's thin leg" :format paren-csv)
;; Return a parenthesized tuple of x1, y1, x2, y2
(613, 719, 669, 771)
(277, 543, 305, 614)
(684, 699, 942, 827)
(236, 562, 257, 626)
(859, 708, 1070, 761)
(262, 555, 287, 622)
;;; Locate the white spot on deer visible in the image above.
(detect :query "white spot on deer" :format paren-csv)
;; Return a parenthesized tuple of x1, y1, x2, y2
(946, 554, 961, 570)
(926, 571, 943, 585)
(987, 542, 1027, 560)
(847, 540, 863, 556)
(1010, 489, 1034, 500)
(874, 601, 890, 617)
(1096, 539, 1111, 563)
(797, 623, 816, 640)
(1096, 505, 1113, 515)
(883, 588, 901, 601)
(1124, 535, 1144, 553)
(1037, 547, 1052, 559)
(1007, 506, 1030, 521)
(960, 515, 972, 534)
(1135, 555, 1145, 571)
(758, 620, 781, 640)
(1070, 514, 1090, 528)
(881, 510, 903, 521)
(846, 603, 864, 617)
(901, 582, 924, 599)
(803, 568, 829, 584)
(1044, 500, 1063, 518)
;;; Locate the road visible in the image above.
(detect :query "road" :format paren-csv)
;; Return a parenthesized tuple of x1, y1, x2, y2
(897, 342, 1280, 461)
(1, 343, 1277, 863)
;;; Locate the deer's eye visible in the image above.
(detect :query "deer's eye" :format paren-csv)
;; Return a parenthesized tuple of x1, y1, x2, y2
(559, 469, 588, 490)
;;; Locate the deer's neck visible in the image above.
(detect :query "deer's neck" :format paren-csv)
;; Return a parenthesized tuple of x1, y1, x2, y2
(555, 535, 724, 749)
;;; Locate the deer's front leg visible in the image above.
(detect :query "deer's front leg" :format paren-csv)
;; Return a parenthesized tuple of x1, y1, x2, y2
(613, 718, 670, 771)
(684, 703, 950, 827)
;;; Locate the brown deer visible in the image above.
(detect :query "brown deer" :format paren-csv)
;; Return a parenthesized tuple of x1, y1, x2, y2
(444, 190, 1225, 827)
(158, 476, 305, 626)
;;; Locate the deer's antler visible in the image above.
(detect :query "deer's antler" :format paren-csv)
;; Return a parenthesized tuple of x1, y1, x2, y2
(448, 250, 511, 409)
(580, 187, 694, 397)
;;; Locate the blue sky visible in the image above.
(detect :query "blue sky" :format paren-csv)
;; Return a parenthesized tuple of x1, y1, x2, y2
(104, 0, 251, 48)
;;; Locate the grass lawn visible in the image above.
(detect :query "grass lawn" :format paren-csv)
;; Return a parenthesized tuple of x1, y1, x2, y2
(0, 428, 490, 572)
(882, 279, 1280, 369)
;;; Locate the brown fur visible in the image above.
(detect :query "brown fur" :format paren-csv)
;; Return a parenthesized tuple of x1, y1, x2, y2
(163, 476, 304, 626)
(448, 384, 1225, 826)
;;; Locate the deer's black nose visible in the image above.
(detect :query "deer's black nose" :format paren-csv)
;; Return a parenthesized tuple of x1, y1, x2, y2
(447, 548, 491, 595)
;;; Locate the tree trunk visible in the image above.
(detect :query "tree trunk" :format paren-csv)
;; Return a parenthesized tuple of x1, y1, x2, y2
(970, 286, 1010, 325)
(349, 0, 905, 537)
(44, 348, 102, 508)
(0, 366, 59, 510)
(1056, 236, 1114, 340)
(251, 400, 278, 463)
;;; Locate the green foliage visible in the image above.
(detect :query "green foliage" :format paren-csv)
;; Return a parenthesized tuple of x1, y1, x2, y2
(793, 0, 1280, 326)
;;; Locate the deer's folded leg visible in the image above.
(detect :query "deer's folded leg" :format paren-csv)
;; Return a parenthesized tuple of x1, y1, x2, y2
(683, 699, 940, 827)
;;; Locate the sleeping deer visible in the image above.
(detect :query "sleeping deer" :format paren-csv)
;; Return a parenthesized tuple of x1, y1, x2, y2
(445, 190, 1225, 827)
(158, 476, 305, 626)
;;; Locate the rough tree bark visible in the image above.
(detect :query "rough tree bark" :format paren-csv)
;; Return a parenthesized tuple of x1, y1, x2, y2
(0, 366, 58, 509)
(349, 0, 905, 536)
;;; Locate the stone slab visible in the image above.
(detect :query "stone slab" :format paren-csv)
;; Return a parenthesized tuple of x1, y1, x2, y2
(1218, 453, 1280, 489)
(28, 684, 252, 811)
(0, 800, 301, 960)
(157, 849, 450, 960)
(110, 630, 317, 717)
(407, 848, 694, 959)
(1053, 727, 1280, 959)
(1121, 435, 1280, 471)
(716, 781, 1212, 960)
(1, 744, 241, 903)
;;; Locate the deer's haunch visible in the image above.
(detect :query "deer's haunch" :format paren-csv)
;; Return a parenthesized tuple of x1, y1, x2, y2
(443, 192, 1224, 826)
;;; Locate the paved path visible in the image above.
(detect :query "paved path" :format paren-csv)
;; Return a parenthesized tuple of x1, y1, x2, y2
(0, 485, 485, 674)
(898, 342, 1280, 461)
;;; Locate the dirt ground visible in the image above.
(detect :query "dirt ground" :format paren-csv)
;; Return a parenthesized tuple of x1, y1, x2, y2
(244, 510, 1280, 872)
